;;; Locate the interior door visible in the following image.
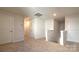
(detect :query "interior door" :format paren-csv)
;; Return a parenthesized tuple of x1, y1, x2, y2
(9, 15, 14, 42)
(0, 14, 11, 44)
(13, 15, 24, 42)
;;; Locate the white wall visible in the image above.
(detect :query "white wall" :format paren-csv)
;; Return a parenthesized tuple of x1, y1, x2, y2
(54, 20, 60, 42)
(31, 17, 45, 39)
(31, 16, 55, 40)
(0, 10, 24, 44)
(45, 19, 54, 30)
(65, 15, 79, 42)
(45, 19, 55, 41)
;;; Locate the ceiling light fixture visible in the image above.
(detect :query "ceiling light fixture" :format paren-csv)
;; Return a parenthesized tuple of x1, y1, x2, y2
(53, 13, 56, 16)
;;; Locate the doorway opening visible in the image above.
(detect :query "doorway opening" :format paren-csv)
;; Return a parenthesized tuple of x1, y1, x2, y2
(24, 17, 31, 40)
(55, 17, 65, 45)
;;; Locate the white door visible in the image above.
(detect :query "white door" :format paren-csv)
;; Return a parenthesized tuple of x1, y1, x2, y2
(0, 14, 11, 44)
(13, 15, 24, 42)
(0, 13, 24, 44)
(9, 15, 14, 42)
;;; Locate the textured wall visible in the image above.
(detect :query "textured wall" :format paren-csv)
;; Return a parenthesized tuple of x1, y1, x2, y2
(31, 17, 45, 39)
(65, 15, 79, 42)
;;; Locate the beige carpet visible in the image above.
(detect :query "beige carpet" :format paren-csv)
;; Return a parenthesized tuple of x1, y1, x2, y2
(0, 39, 77, 52)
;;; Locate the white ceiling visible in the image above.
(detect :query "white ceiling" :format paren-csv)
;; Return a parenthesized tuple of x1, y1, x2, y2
(0, 7, 79, 19)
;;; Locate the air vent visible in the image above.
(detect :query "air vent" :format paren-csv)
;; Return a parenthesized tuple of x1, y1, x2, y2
(34, 13, 42, 17)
